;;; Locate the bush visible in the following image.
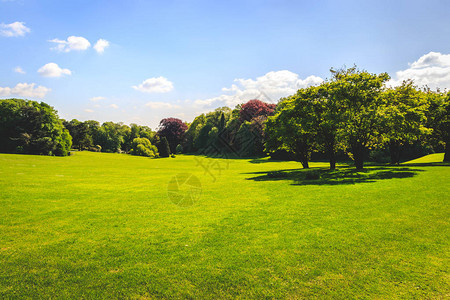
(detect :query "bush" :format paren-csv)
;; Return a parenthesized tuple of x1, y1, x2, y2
(176, 144, 183, 154)
(130, 138, 158, 157)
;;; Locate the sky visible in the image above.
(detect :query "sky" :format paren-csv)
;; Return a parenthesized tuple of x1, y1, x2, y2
(1, 0, 450, 129)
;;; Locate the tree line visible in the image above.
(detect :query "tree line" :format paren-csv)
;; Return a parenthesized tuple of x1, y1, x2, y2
(0, 67, 448, 169)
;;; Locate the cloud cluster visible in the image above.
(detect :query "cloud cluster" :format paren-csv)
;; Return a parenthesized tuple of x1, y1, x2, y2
(389, 51, 450, 90)
(14, 66, 25, 74)
(0, 82, 50, 98)
(194, 70, 323, 108)
(90, 96, 106, 102)
(49, 36, 110, 54)
(133, 77, 174, 93)
(38, 63, 71, 77)
(94, 39, 109, 54)
(0, 21, 30, 37)
(49, 36, 91, 52)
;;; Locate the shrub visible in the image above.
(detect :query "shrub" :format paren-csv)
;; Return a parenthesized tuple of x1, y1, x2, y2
(130, 138, 158, 157)
(176, 144, 183, 154)
(158, 137, 171, 157)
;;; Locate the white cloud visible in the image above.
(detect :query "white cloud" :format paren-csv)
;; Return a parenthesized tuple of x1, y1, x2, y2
(49, 36, 91, 52)
(145, 101, 181, 109)
(0, 82, 50, 98)
(389, 52, 450, 90)
(194, 70, 323, 108)
(38, 63, 71, 78)
(84, 109, 94, 113)
(0, 21, 30, 37)
(14, 66, 25, 74)
(94, 39, 109, 54)
(109, 104, 119, 109)
(133, 77, 174, 93)
(90, 96, 105, 102)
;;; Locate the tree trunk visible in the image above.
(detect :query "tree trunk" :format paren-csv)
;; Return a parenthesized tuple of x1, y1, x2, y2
(301, 158, 309, 169)
(329, 153, 336, 170)
(444, 142, 450, 162)
(389, 140, 401, 165)
(352, 143, 364, 170)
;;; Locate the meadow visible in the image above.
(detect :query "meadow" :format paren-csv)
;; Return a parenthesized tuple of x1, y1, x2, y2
(0, 151, 449, 298)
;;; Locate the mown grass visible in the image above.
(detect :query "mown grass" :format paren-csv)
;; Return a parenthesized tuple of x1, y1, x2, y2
(0, 152, 449, 298)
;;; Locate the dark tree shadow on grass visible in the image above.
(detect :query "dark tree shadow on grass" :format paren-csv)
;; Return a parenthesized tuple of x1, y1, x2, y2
(245, 166, 424, 186)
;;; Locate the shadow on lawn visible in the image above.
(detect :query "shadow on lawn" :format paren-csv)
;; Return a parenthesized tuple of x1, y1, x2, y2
(245, 166, 424, 186)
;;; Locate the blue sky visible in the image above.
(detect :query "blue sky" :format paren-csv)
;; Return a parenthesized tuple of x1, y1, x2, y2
(1, 0, 450, 128)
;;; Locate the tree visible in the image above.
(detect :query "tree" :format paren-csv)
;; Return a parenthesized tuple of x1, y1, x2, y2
(157, 118, 188, 153)
(380, 80, 431, 164)
(158, 136, 171, 157)
(130, 138, 158, 157)
(329, 67, 390, 170)
(183, 114, 206, 152)
(310, 82, 342, 169)
(425, 90, 450, 161)
(95, 122, 125, 152)
(265, 88, 318, 168)
(63, 119, 93, 150)
(0, 99, 72, 156)
(240, 99, 276, 122)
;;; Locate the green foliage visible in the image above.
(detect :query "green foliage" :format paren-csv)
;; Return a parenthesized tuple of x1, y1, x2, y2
(0, 98, 72, 156)
(265, 87, 319, 168)
(380, 80, 431, 164)
(130, 137, 158, 157)
(95, 122, 125, 153)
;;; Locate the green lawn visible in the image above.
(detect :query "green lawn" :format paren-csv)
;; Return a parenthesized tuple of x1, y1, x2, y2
(0, 152, 449, 299)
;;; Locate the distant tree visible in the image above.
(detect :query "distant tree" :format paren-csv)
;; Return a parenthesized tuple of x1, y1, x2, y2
(95, 122, 125, 152)
(157, 118, 188, 153)
(122, 124, 155, 152)
(183, 114, 206, 152)
(0, 99, 72, 156)
(239, 99, 276, 122)
(63, 119, 93, 150)
(130, 137, 158, 157)
(158, 136, 171, 157)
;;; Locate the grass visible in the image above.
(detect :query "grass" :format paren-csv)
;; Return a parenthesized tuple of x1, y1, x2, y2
(0, 151, 449, 298)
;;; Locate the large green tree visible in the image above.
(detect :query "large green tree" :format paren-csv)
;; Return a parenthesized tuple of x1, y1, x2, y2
(380, 80, 430, 164)
(265, 87, 318, 168)
(329, 67, 390, 170)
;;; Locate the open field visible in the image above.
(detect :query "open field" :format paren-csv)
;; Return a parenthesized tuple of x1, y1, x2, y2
(0, 152, 449, 298)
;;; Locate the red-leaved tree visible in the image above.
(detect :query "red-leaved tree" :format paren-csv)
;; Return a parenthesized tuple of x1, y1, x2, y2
(157, 118, 188, 153)
(240, 99, 276, 122)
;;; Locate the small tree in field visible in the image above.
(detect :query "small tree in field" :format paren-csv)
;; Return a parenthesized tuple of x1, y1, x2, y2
(158, 136, 171, 157)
